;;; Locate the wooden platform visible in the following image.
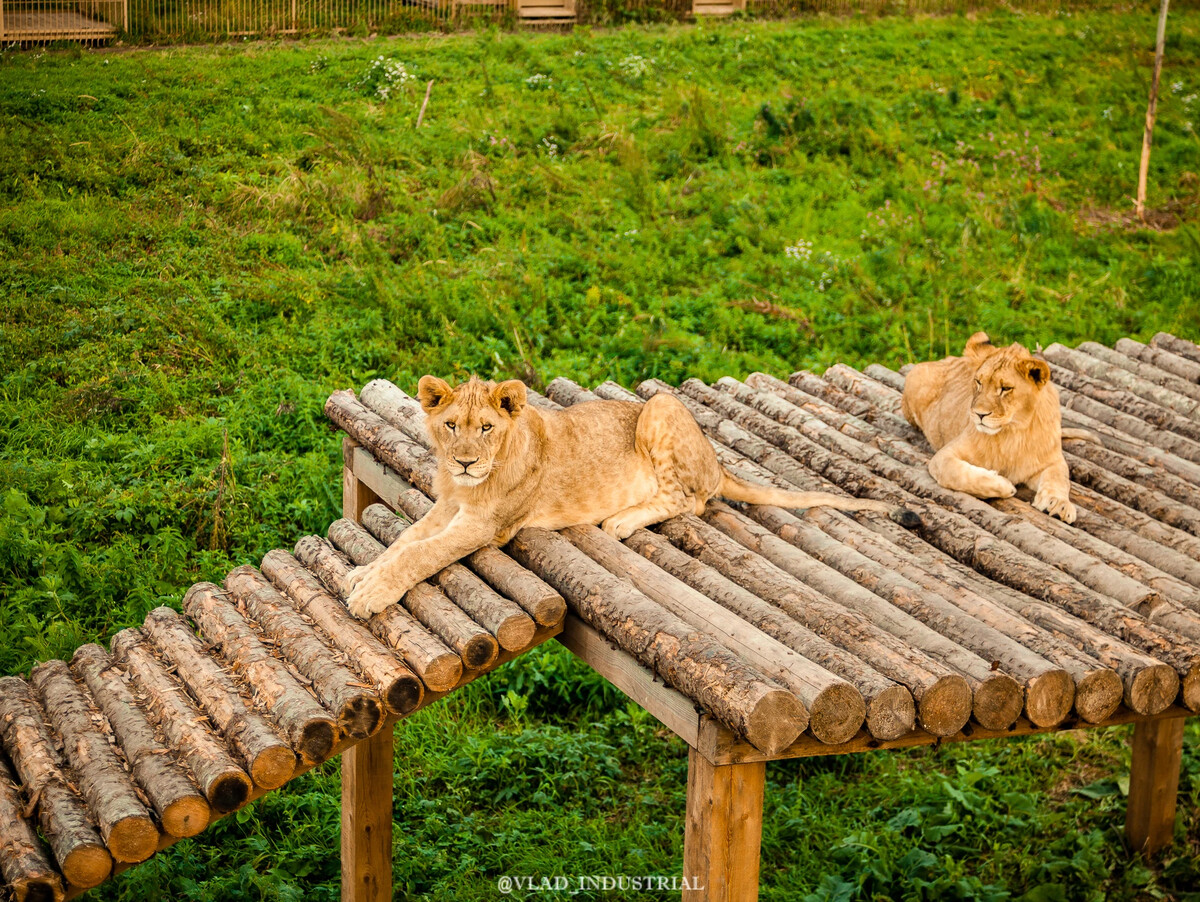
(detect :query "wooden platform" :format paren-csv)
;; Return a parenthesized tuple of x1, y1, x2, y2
(517, 0, 575, 24)
(692, 0, 744, 15)
(0, 9, 116, 41)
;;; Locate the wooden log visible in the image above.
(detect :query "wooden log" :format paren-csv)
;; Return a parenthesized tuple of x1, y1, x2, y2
(1046, 361, 1200, 444)
(140, 608, 295, 790)
(1059, 383, 1200, 466)
(792, 369, 926, 445)
(622, 528, 916, 740)
(1045, 343, 1200, 417)
(0, 751, 64, 902)
(1070, 484, 1200, 567)
(0, 678, 111, 890)
(651, 376, 1190, 716)
(182, 583, 338, 764)
(697, 505, 1025, 731)
(1064, 438, 1200, 512)
(359, 505, 536, 651)
(69, 645, 209, 839)
(507, 527, 808, 756)
(1118, 337, 1200, 383)
(545, 378, 601, 407)
(650, 515, 972, 737)
(222, 567, 384, 741)
(1152, 332, 1200, 366)
(28, 661, 158, 864)
(326, 390, 440, 494)
(1077, 342, 1200, 403)
(564, 523, 866, 745)
(259, 550, 424, 716)
(1064, 450, 1200, 536)
(359, 379, 430, 445)
(292, 535, 463, 693)
(108, 630, 252, 815)
(326, 519, 499, 670)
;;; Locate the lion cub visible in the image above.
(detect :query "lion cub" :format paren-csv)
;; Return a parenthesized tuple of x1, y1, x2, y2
(901, 332, 1076, 523)
(344, 375, 920, 618)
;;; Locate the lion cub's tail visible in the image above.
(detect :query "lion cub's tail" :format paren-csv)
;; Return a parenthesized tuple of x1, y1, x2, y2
(1061, 427, 1103, 445)
(718, 471, 922, 529)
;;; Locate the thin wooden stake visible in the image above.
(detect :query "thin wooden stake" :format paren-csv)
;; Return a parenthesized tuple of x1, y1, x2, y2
(416, 80, 434, 128)
(1137, 0, 1171, 222)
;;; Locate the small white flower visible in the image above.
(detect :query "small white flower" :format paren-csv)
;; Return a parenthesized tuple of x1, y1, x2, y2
(1102, 107, 1113, 120)
(525, 74, 552, 90)
(1172, 81, 1184, 94)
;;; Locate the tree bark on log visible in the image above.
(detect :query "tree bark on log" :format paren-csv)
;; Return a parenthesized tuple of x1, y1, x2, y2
(359, 379, 431, 446)
(108, 630, 251, 814)
(326, 391, 440, 495)
(358, 506, 536, 651)
(222, 567, 383, 741)
(292, 536, 462, 692)
(621, 527, 915, 740)
(259, 551, 423, 716)
(1046, 362, 1200, 444)
(1044, 344, 1200, 418)
(1064, 437, 1200, 512)
(564, 523, 868, 745)
(651, 515, 972, 737)
(1063, 450, 1200, 536)
(140, 608, 295, 790)
(507, 527, 808, 756)
(0, 751, 64, 902)
(1059, 383, 1200, 465)
(1119, 337, 1200, 383)
(0, 677, 111, 890)
(1077, 342, 1200, 403)
(1152, 332, 1200, 366)
(326, 519, 499, 670)
(69, 645, 209, 839)
(791, 369, 926, 445)
(648, 375, 1193, 715)
(1070, 484, 1200, 567)
(28, 661, 158, 864)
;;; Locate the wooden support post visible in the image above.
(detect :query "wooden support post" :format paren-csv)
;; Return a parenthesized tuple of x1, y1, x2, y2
(1125, 716, 1186, 854)
(342, 440, 392, 902)
(683, 747, 765, 902)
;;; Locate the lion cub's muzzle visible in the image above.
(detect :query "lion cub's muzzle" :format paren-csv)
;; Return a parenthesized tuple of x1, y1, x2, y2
(450, 456, 493, 484)
(972, 410, 1010, 435)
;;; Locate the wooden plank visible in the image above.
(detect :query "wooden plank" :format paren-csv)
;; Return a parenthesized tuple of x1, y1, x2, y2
(344, 439, 383, 523)
(1125, 715, 1186, 854)
(341, 729, 394, 902)
(684, 749, 764, 902)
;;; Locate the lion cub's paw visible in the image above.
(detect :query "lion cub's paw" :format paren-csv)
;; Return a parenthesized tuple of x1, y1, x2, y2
(977, 471, 1017, 500)
(344, 566, 403, 619)
(601, 515, 639, 542)
(1034, 491, 1077, 524)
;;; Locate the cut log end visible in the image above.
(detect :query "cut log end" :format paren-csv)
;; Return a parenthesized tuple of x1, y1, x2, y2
(160, 794, 211, 839)
(106, 815, 159, 864)
(1180, 666, 1200, 713)
(462, 634, 500, 671)
(1023, 669, 1075, 729)
(298, 721, 337, 765)
(528, 594, 568, 628)
(13, 880, 64, 902)
(743, 689, 807, 756)
(495, 616, 538, 652)
(209, 772, 253, 815)
(1072, 670, 1124, 724)
(338, 695, 384, 741)
(60, 845, 112, 890)
(807, 683, 867, 746)
(384, 675, 424, 715)
(971, 673, 1024, 732)
(1128, 664, 1181, 716)
(864, 685, 917, 741)
(916, 675, 973, 738)
(406, 650, 462, 694)
(249, 747, 296, 790)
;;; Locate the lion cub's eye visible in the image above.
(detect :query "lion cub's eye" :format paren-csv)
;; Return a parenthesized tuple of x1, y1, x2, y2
(481, 424, 493, 433)
(974, 379, 982, 388)
(445, 422, 457, 432)
(1000, 386, 1013, 394)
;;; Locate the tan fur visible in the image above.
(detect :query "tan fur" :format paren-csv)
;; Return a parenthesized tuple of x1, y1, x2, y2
(344, 375, 914, 618)
(901, 331, 1076, 523)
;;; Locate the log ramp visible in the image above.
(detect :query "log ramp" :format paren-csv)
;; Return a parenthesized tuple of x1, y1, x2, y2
(3, 332, 1200, 900)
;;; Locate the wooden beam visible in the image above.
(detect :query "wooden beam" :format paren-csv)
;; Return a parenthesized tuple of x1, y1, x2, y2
(342, 443, 392, 902)
(683, 749, 764, 902)
(1126, 716, 1186, 854)
(341, 729, 394, 902)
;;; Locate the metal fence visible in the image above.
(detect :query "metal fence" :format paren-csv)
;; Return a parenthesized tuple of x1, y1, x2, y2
(0, 0, 1147, 45)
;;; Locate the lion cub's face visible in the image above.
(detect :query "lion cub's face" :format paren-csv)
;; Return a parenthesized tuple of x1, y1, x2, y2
(964, 333, 1051, 435)
(418, 376, 527, 486)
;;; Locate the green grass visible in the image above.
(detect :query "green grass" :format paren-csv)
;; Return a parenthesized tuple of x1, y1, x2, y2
(2, 8, 1199, 901)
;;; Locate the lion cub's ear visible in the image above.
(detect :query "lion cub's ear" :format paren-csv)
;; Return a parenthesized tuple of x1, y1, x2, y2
(491, 380, 527, 418)
(1020, 359, 1051, 388)
(418, 376, 455, 413)
(963, 332, 993, 359)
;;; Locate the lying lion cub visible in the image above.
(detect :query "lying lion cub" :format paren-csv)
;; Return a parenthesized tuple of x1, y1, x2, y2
(344, 375, 920, 618)
(901, 332, 1078, 523)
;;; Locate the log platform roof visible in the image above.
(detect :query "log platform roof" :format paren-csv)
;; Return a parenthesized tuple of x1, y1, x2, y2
(2, 332, 1199, 900)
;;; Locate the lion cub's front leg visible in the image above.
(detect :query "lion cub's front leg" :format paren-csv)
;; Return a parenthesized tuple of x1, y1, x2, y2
(1029, 458, 1076, 523)
(928, 444, 1016, 500)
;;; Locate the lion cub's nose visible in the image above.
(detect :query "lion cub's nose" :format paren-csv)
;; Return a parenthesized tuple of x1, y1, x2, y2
(974, 410, 989, 421)
(455, 457, 478, 470)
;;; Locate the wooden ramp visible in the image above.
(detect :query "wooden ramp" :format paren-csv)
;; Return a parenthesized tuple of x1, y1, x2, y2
(692, 0, 744, 16)
(517, 0, 575, 25)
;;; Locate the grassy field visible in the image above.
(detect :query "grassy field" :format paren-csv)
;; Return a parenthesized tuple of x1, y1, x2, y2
(2, 7, 1200, 900)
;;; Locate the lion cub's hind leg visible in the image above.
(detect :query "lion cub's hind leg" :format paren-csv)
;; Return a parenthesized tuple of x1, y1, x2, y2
(600, 394, 723, 541)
